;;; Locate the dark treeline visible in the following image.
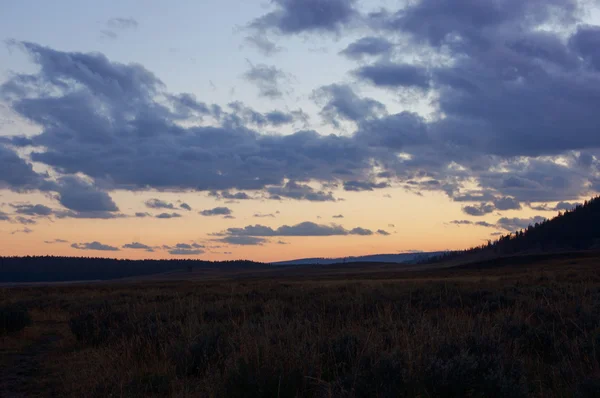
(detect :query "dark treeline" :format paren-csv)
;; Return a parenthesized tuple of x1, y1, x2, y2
(430, 196, 600, 263)
(0, 256, 264, 283)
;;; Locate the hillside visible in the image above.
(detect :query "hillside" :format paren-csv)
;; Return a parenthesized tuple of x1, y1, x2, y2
(433, 196, 600, 263)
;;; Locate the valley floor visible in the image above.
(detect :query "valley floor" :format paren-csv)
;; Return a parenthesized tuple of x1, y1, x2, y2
(2, 253, 600, 397)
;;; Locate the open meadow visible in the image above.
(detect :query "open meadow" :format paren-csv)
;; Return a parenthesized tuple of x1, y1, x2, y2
(2, 253, 600, 397)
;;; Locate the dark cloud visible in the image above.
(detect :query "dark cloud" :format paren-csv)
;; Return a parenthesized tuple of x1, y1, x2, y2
(71, 241, 120, 251)
(135, 212, 151, 218)
(492, 196, 521, 211)
(209, 191, 253, 200)
(354, 63, 430, 89)
(376, 229, 390, 235)
(340, 36, 393, 60)
(0, 211, 10, 221)
(0, 144, 45, 190)
(200, 207, 232, 216)
(155, 212, 182, 219)
(54, 176, 118, 213)
(343, 180, 389, 191)
(264, 110, 294, 126)
(6, 12, 600, 214)
(243, 63, 287, 99)
(123, 242, 154, 251)
(1, 43, 380, 197)
(267, 181, 335, 201)
(12, 204, 53, 216)
(179, 203, 192, 211)
(249, 0, 358, 35)
(145, 199, 175, 210)
(314, 84, 386, 127)
(332, 214, 344, 218)
(554, 201, 581, 211)
(354, 111, 428, 149)
(350, 227, 373, 235)
(169, 248, 204, 255)
(462, 203, 495, 216)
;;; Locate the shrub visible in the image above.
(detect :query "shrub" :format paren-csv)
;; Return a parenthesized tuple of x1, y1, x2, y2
(69, 305, 129, 345)
(0, 304, 32, 334)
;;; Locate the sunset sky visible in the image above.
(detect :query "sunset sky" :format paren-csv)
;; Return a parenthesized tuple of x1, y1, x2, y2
(1, 0, 599, 262)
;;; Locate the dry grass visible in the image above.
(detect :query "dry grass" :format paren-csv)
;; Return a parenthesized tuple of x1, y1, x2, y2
(2, 255, 600, 397)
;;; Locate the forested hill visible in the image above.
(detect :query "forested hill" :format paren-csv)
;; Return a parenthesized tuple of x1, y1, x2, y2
(435, 196, 600, 262)
(0, 256, 264, 283)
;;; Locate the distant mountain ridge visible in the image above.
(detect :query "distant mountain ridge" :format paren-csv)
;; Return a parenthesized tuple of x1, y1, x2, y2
(271, 251, 445, 266)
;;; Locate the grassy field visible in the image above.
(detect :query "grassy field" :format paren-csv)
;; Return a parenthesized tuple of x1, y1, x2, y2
(2, 254, 600, 397)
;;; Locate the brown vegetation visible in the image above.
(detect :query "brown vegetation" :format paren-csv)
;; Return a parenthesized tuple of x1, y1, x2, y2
(2, 255, 600, 397)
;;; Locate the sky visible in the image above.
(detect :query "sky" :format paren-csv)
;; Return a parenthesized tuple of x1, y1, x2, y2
(1, 0, 600, 262)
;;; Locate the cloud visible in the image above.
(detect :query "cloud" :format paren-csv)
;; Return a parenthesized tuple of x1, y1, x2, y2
(1, 43, 381, 198)
(223, 221, 374, 237)
(11, 227, 33, 235)
(11, 204, 53, 216)
(107, 17, 138, 30)
(54, 176, 118, 213)
(0, 211, 10, 221)
(145, 198, 175, 210)
(15, 216, 36, 225)
(44, 239, 68, 244)
(492, 197, 521, 211)
(71, 241, 120, 251)
(449, 220, 495, 228)
(267, 181, 335, 201)
(554, 201, 581, 211)
(249, 0, 358, 35)
(340, 36, 393, 60)
(179, 203, 192, 211)
(123, 242, 153, 251)
(218, 236, 268, 246)
(376, 229, 390, 236)
(496, 216, 547, 232)
(102, 18, 138, 40)
(332, 214, 344, 218)
(0, 144, 45, 190)
(254, 213, 275, 218)
(54, 210, 125, 219)
(168, 248, 204, 255)
(200, 207, 232, 216)
(6, 13, 600, 216)
(314, 84, 386, 127)
(209, 191, 253, 200)
(354, 63, 430, 89)
(350, 227, 373, 235)
(462, 203, 495, 216)
(245, 33, 282, 56)
(343, 180, 389, 191)
(135, 212, 151, 218)
(243, 63, 287, 99)
(155, 212, 182, 219)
